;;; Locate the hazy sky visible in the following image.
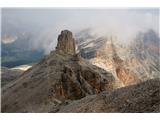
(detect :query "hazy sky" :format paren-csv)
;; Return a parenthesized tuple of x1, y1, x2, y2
(1, 8, 159, 53)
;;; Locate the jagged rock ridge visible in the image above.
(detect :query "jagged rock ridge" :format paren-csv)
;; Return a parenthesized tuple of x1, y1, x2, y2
(2, 30, 119, 112)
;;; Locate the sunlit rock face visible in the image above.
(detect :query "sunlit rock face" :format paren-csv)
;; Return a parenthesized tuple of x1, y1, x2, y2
(115, 66, 136, 85)
(90, 37, 138, 85)
(76, 33, 137, 85)
(76, 29, 160, 86)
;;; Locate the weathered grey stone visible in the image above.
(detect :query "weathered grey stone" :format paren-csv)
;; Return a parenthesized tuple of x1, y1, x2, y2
(56, 30, 76, 55)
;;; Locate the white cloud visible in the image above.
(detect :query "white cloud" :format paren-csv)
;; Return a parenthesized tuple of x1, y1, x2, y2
(2, 8, 159, 54)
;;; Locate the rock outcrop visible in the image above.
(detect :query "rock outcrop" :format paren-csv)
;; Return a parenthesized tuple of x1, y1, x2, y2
(2, 30, 118, 112)
(56, 30, 76, 55)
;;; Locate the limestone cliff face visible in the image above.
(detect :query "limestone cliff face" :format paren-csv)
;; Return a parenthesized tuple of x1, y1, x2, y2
(92, 38, 137, 85)
(56, 30, 76, 55)
(76, 29, 160, 86)
(2, 30, 118, 112)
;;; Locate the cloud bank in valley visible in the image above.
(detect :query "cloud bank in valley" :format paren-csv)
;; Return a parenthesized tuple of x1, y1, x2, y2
(1, 8, 159, 54)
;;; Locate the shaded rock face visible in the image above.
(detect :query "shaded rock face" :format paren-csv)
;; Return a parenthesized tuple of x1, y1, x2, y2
(56, 30, 76, 55)
(50, 62, 116, 101)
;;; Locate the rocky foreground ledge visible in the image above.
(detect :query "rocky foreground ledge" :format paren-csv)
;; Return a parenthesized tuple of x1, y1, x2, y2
(59, 78, 160, 113)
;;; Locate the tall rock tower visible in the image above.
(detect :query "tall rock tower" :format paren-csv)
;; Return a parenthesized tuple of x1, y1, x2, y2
(56, 30, 76, 55)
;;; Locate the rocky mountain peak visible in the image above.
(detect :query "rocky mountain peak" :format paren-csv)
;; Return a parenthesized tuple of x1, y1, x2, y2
(56, 30, 76, 55)
(2, 30, 121, 112)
